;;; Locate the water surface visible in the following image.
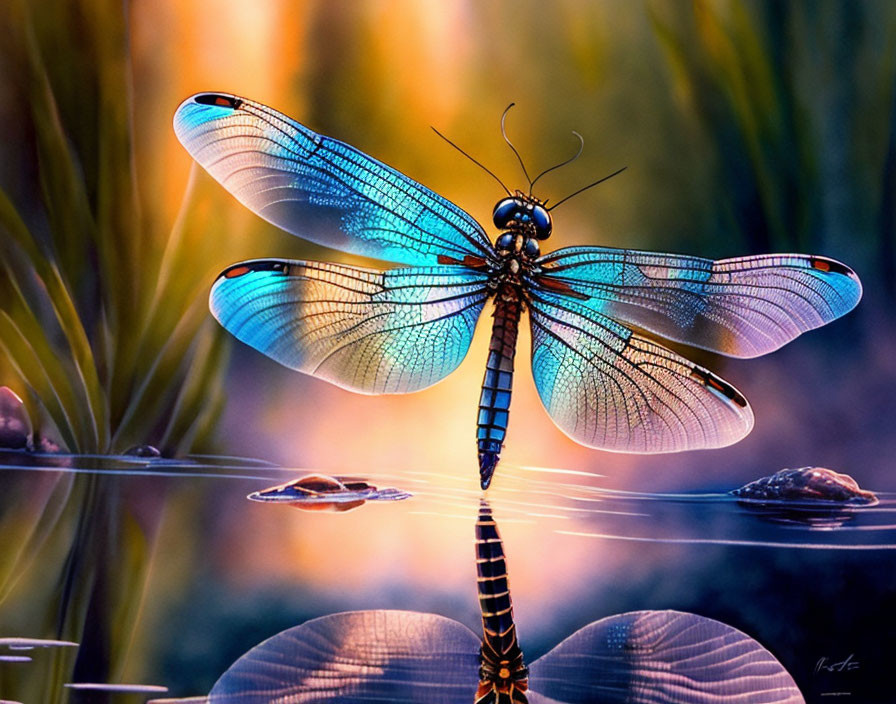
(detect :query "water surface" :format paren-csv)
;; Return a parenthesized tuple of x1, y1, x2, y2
(0, 452, 892, 702)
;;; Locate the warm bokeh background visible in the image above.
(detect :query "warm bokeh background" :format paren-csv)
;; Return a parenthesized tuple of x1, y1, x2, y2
(1, 1, 894, 702)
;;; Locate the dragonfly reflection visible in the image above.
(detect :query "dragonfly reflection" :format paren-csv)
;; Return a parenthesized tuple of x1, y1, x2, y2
(174, 94, 862, 489)
(207, 500, 803, 703)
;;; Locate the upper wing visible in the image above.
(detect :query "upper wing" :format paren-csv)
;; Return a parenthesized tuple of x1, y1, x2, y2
(208, 611, 481, 703)
(528, 610, 804, 704)
(174, 93, 496, 267)
(210, 259, 488, 394)
(535, 247, 862, 358)
(528, 290, 753, 452)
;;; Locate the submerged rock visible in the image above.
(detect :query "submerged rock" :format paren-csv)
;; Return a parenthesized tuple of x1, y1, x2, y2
(31, 434, 60, 453)
(731, 467, 877, 506)
(0, 387, 31, 449)
(248, 474, 411, 512)
(124, 444, 162, 458)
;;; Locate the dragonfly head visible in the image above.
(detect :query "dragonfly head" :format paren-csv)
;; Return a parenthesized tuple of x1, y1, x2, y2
(492, 193, 552, 240)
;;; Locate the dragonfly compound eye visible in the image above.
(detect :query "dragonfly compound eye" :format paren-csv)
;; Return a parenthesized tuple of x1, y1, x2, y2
(532, 204, 552, 239)
(493, 198, 522, 230)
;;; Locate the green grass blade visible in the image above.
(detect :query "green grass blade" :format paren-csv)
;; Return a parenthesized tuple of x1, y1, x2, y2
(0, 189, 109, 450)
(160, 321, 229, 452)
(19, 6, 99, 295)
(0, 312, 80, 452)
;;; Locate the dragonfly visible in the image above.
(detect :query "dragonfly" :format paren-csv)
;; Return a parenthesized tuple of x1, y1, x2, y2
(174, 93, 862, 489)
(207, 500, 804, 703)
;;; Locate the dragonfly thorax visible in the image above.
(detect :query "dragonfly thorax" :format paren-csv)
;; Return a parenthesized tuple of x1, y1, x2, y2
(491, 192, 549, 288)
(490, 233, 539, 295)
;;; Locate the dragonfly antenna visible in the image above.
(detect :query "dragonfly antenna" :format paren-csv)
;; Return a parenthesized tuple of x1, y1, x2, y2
(501, 103, 533, 192)
(432, 127, 512, 196)
(547, 166, 628, 212)
(530, 131, 585, 194)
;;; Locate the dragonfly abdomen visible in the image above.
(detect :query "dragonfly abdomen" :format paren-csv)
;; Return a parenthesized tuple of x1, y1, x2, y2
(475, 501, 528, 704)
(477, 288, 522, 489)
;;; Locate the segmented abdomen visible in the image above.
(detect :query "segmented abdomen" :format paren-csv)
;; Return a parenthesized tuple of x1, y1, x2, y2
(477, 289, 522, 489)
(475, 501, 527, 704)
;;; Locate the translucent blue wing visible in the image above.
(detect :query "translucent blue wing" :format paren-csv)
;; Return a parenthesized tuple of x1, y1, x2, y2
(174, 93, 496, 267)
(535, 248, 862, 358)
(208, 611, 481, 703)
(528, 291, 753, 452)
(210, 260, 489, 394)
(528, 610, 804, 704)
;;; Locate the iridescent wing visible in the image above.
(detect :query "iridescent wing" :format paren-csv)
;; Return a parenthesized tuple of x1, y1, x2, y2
(174, 93, 496, 267)
(210, 259, 489, 394)
(527, 291, 753, 452)
(535, 248, 862, 358)
(207, 611, 481, 704)
(527, 610, 804, 704)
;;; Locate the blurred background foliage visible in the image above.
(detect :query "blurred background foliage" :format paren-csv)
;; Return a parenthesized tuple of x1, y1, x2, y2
(0, 0, 228, 455)
(0, 0, 895, 701)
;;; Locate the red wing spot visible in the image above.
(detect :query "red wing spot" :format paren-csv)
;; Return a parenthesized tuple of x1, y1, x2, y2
(537, 277, 590, 300)
(224, 266, 251, 278)
(690, 368, 747, 408)
(463, 255, 490, 269)
(437, 254, 490, 270)
(810, 256, 855, 276)
(194, 93, 243, 109)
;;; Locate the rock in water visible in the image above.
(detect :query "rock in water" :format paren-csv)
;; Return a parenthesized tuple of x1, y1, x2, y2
(732, 467, 877, 505)
(124, 444, 162, 458)
(0, 387, 31, 449)
(247, 474, 411, 512)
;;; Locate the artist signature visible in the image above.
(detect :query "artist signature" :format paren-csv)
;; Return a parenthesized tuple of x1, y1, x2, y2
(815, 654, 860, 675)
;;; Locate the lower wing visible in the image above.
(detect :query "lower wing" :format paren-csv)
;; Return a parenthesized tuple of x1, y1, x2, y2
(210, 259, 489, 394)
(536, 247, 861, 358)
(528, 291, 753, 452)
(208, 611, 481, 703)
(528, 610, 803, 704)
